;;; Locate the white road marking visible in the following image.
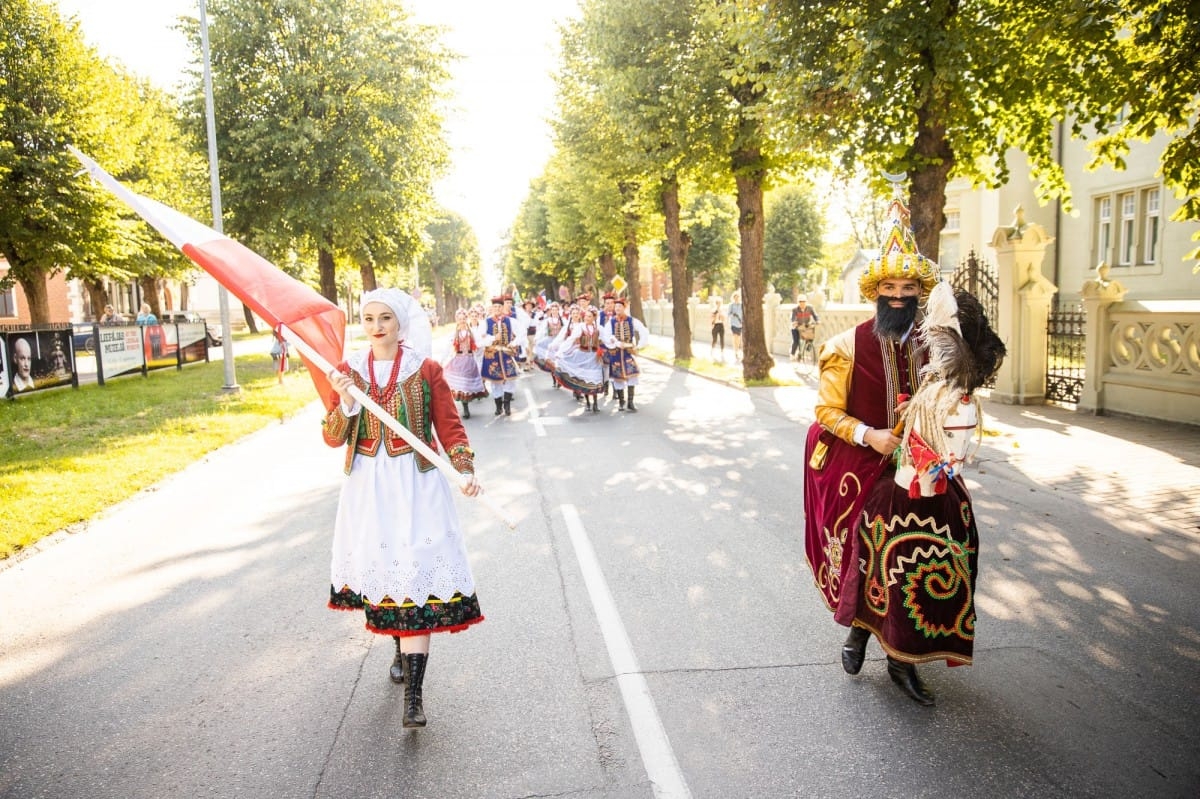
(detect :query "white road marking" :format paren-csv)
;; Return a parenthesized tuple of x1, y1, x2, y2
(523, 387, 546, 437)
(560, 504, 692, 799)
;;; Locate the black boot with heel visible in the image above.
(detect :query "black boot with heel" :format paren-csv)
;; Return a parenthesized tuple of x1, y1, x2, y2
(841, 625, 870, 675)
(887, 656, 935, 706)
(402, 653, 429, 727)
(388, 636, 405, 684)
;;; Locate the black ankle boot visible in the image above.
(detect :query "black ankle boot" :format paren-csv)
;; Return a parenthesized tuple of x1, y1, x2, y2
(461, 400, 470, 419)
(616, 389, 626, 410)
(388, 636, 405, 684)
(841, 626, 869, 675)
(887, 656, 935, 706)
(626, 386, 637, 412)
(403, 653, 429, 727)
(494, 398, 503, 415)
(503, 392, 512, 416)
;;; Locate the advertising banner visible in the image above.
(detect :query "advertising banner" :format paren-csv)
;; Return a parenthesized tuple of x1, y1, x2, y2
(97, 326, 145, 378)
(3, 329, 76, 398)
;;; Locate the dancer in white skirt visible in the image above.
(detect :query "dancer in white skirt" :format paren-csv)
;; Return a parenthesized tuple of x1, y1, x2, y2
(323, 288, 483, 729)
(442, 309, 487, 418)
(533, 302, 565, 385)
(552, 306, 605, 412)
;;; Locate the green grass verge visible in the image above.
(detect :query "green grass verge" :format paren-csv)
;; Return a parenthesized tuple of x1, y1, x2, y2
(639, 343, 808, 387)
(0, 347, 318, 560)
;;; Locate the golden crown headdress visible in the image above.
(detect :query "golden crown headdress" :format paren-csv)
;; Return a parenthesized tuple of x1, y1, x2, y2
(859, 178, 940, 301)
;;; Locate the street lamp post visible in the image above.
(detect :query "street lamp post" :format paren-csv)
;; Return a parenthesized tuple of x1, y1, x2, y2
(200, 0, 239, 393)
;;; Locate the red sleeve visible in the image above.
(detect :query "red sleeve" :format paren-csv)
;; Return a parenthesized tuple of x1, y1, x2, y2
(421, 359, 475, 473)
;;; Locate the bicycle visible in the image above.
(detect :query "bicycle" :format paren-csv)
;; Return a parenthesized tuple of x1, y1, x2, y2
(793, 324, 818, 374)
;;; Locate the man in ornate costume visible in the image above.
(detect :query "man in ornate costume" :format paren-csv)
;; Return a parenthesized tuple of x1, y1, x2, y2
(803, 191, 1003, 706)
(480, 296, 520, 416)
(601, 297, 649, 411)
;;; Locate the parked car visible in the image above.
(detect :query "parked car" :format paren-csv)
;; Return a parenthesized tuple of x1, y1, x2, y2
(72, 323, 97, 355)
(159, 310, 222, 347)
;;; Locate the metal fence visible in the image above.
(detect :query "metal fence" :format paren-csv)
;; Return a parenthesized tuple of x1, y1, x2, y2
(1045, 299, 1087, 405)
(948, 249, 1000, 388)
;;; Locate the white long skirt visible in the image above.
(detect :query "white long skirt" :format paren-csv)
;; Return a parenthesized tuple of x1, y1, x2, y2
(330, 450, 475, 607)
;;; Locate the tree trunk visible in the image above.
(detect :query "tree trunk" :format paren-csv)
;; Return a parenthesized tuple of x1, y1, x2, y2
(139, 276, 160, 317)
(241, 302, 259, 334)
(432, 271, 445, 321)
(360, 259, 378, 293)
(660, 177, 692, 360)
(598, 250, 617, 285)
(733, 146, 772, 382)
(622, 223, 644, 323)
(84, 279, 108, 321)
(318, 244, 338, 304)
(16, 270, 51, 325)
(908, 106, 954, 263)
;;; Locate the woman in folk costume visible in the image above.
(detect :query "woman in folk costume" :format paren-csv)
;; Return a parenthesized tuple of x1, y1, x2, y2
(479, 295, 520, 416)
(552, 305, 606, 412)
(600, 296, 649, 411)
(802, 190, 1004, 706)
(442, 308, 488, 418)
(323, 288, 484, 729)
(533, 302, 565, 384)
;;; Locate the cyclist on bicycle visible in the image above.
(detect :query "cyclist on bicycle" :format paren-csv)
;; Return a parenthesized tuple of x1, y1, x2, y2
(790, 294, 820, 361)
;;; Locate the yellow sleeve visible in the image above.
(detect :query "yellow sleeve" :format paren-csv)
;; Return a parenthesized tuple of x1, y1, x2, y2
(813, 330, 862, 446)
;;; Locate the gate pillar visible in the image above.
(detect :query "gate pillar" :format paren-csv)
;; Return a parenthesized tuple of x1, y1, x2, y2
(1077, 263, 1128, 414)
(987, 206, 1057, 405)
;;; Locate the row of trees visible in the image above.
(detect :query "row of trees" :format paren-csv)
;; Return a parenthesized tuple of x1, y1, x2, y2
(503, 0, 1199, 380)
(1, 0, 486, 328)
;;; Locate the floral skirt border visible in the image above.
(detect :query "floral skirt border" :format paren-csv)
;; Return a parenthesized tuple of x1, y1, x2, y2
(329, 586, 484, 636)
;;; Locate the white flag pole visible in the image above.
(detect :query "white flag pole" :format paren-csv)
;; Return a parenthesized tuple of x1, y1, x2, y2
(281, 325, 517, 531)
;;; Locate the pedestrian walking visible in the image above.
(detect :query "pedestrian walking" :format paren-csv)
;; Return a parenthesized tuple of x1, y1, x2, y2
(802, 192, 1004, 706)
(323, 288, 484, 729)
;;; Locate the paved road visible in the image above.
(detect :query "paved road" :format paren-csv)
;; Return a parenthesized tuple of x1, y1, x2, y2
(2, 346, 1198, 798)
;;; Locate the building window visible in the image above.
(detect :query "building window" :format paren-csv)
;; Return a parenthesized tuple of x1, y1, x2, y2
(1118, 192, 1136, 266)
(943, 210, 960, 232)
(1096, 196, 1112, 263)
(1142, 187, 1160, 264)
(0, 287, 15, 317)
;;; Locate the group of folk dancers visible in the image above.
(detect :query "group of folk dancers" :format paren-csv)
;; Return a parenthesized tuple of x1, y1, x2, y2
(441, 292, 650, 417)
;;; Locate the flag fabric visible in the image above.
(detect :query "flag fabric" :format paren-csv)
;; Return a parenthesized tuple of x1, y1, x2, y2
(537, 290, 547, 310)
(69, 147, 346, 409)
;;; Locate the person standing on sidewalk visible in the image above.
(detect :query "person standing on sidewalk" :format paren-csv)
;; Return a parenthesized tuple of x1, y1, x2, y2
(728, 290, 745, 362)
(802, 192, 999, 706)
(710, 296, 727, 361)
(323, 288, 484, 729)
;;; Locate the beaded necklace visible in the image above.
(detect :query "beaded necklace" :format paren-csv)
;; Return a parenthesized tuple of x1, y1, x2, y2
(366, 347, 404, 405)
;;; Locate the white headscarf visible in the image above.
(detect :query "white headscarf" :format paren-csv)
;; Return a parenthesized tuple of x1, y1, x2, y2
(360, 288, 433, 361)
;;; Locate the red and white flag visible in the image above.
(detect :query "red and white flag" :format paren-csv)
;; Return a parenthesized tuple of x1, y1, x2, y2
(69, 147, 346, 409)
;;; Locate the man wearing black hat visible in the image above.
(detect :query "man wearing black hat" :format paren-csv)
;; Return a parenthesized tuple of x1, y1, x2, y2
(480, 296, 519, 416)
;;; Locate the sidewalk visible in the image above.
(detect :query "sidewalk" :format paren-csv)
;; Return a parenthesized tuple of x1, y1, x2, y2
(643, 331, 1200, 541)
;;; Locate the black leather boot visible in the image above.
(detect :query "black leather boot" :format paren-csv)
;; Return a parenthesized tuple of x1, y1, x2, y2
(494, 398, 503, 416)
(590, 395, 599, 413)
(503, 392, 512, 416)
(887, 656, 935, 706)
(626, 386, 637, 412)
(402, 653, 429, 727)
(841, 625, 869, 675)
(460, 400, 470, 419)
(616, 389, 625, 410)
(388, 636, 405, 684)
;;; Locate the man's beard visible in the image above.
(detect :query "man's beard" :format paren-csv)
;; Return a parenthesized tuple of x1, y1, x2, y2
(874, 295, 919, 340)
